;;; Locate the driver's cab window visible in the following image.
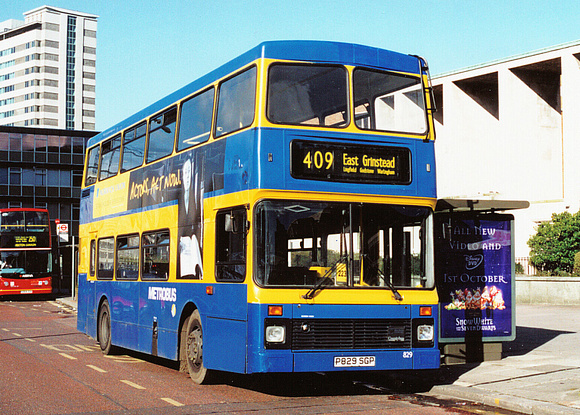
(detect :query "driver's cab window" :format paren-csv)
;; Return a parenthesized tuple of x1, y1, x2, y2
(215, 207, 246, 282)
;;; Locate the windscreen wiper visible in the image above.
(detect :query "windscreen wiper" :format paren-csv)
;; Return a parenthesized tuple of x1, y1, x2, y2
(363, 256, 403, 301)
(302, 255, 348, 300)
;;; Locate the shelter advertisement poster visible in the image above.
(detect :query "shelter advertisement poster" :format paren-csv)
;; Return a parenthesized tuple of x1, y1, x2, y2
(435, 213, 515, 342)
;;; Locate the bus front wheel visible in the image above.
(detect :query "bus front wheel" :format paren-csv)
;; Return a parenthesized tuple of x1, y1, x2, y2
(98, 299, 114, 355)
(185, 309, 211, 384)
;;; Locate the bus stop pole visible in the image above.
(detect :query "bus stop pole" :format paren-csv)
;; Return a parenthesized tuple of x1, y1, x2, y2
(71, 236, 75, 299)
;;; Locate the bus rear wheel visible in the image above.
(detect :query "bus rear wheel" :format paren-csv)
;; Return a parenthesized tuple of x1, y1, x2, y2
(185, 309, 211, 384)
(98, 299, 114, 355)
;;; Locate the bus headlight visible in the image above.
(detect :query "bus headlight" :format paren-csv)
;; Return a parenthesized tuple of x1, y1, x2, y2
(265, 325, 286, 343)
(412, 318, 435, 348)
(264, 318, 291, 349)
(417, 324, 434, 342)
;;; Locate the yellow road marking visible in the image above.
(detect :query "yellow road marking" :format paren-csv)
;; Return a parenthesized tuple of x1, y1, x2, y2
(161, 398, 184, 407)
(25, 338, 35, 343)
(12, 333, 21, 337)
(87, 365, 107, 373)
(59, 353, 77, 360)
(120, 380, 145, 390)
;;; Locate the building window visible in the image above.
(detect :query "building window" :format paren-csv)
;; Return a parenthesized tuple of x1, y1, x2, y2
(44, 23, 59, 32)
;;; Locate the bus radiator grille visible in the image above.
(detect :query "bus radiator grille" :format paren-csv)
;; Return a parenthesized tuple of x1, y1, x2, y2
(291, 319, 412, 350)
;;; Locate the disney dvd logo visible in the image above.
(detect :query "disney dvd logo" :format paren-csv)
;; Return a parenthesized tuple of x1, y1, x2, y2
(465, 254, 483, 270)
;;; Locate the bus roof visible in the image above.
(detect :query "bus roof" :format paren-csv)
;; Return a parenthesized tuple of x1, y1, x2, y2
(90, 40, 422, 148)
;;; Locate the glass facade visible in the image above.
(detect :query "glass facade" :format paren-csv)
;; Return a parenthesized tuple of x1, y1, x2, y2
(0, 125, 95, 241)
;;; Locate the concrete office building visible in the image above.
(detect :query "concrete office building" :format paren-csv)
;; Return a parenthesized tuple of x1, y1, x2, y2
(0, 6, 97, 130)
(432, 40, 580, 266)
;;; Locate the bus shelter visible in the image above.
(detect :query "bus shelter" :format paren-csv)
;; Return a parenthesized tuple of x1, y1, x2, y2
(434, 199, 529, 363)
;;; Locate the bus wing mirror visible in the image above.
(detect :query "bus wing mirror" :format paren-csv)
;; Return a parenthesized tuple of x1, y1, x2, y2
(225, 211, 246, 234)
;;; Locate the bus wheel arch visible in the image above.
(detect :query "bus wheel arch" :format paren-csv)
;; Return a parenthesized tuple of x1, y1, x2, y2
(97, 297, 115, 355)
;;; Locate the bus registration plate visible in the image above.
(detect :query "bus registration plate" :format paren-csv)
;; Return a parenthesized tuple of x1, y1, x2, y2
(334, 356, 375, 368)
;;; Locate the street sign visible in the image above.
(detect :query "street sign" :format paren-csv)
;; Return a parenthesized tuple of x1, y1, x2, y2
(57, 223, 69, 243)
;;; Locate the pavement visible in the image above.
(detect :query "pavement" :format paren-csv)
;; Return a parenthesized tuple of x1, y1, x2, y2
(56, 297, 580, 415)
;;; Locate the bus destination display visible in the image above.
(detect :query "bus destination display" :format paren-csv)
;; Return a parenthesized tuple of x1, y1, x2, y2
(1, 234, 49, 249)
(291, 140, 411, 184)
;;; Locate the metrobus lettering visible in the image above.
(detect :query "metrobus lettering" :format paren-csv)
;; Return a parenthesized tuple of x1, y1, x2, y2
(148, 287, 177, 302)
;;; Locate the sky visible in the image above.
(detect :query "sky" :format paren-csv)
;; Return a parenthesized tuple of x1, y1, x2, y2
(3, 0, 580, 131)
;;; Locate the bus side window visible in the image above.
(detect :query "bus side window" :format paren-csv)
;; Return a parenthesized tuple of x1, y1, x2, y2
(215, 208, 246, 282)
(97, 237, 115, 280)
(90, 239, 96, 277)
(121, 122, 147, 172)
(146, 106, 177, 164)
(215, 67, 256, 138)
(99, 134, 121, 181)
(116, 234, 139, 280)
(177, 88, 214, 151)
(142, 230, 170, 280)
(85, 145, 100, 186)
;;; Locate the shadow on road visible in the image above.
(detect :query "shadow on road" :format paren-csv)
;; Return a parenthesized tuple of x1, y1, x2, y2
(210, 324, 573, 397)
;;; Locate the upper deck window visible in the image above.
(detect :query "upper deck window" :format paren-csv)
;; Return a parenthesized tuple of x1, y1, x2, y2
(121, 122, 147, 172)
(215, 67, 257, 138)
(267, 64, 348, 127)
(99, 134, 121, 181)
(85, 145, 100, 186)
(353, 69, 427, 135)
(0, 210, 49, 233)
(177, 88, 214, 151)
(146, 106, 177, 164)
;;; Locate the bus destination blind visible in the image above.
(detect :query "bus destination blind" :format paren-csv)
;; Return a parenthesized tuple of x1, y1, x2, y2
(291, 140, 411, 184)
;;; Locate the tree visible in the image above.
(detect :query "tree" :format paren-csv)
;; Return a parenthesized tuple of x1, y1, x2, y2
(527, 211, 580, 275)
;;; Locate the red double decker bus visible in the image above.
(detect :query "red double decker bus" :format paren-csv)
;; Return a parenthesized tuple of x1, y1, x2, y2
(0, 208, 52, 296)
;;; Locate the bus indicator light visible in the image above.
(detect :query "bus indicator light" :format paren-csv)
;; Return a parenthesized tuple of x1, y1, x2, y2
(420, 306, 432, 316)
(206, 286, 214, 295)
(268, 305, 283, 316)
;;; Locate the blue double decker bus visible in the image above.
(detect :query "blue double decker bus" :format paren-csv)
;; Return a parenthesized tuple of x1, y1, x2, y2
(77, 41, 439, 383)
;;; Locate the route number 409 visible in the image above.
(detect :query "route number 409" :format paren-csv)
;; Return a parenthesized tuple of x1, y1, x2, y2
(402, 351, 413, 359)
(303, 150, 334, 171)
